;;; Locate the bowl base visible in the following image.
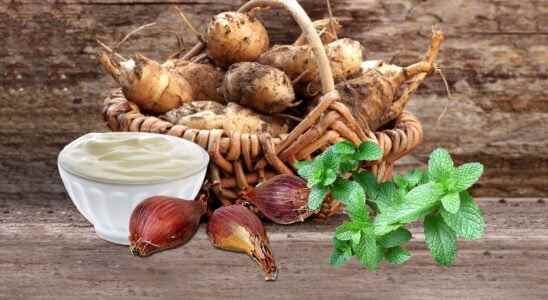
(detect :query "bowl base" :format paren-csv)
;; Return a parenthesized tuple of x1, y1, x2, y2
(94, 225, 129, 245)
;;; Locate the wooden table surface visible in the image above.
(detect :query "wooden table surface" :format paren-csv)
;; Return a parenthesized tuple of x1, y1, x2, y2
(1, 197, 548, 299)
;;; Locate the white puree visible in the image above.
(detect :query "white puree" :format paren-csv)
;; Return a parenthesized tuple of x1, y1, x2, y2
(59, 132, 207, 184)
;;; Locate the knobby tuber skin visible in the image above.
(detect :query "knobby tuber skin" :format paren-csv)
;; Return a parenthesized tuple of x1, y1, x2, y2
(100, 53, 193, 114)
(294, 18, 342, 46)
(326, 38, 364, 81)
(336, 30, 445, 131)
(161, 101, 290, 136)
(207, 12, 269, 67)
(222, 62, 297, 114)
(336, 72, 394, 131)
(163, 59, 225, 103)
(258, 38, 363, 83)
(258, 45, 318, 82)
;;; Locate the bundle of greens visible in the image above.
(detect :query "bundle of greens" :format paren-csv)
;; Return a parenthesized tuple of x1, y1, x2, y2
(295, 142, 485, 270)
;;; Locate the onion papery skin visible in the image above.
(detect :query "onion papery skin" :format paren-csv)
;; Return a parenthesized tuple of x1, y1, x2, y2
(129, 195, 206, 257)
(207, 204, 278, 281)
(244, 175, 317, 225)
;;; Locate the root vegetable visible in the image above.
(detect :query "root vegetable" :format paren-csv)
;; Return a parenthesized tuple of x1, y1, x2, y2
(100, 53, 193, 114)
(161, 101, 290, 136)
(164, 59, 225, 103)
(327, 38, 363, 81)
(258, 45, 317, 82)
(258, 38, 363, 83)
(206, 12, 269, 67)
(222, 62, 297, 114)
(336, 30, 445, 131)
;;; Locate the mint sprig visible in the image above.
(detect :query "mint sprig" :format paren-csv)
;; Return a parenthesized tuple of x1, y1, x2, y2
(294, 142, 486, 270)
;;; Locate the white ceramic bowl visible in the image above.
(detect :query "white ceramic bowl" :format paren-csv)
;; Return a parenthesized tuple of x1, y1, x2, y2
(58, 132, 209, 245)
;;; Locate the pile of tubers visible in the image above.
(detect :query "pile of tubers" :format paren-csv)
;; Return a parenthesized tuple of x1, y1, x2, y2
(99, 3, 444, 281)
(100, 6, 442, 136)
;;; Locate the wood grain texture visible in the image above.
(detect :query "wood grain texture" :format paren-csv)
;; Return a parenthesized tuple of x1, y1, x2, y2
(1, 0, 547, 202)
(1, 198, 548, 299)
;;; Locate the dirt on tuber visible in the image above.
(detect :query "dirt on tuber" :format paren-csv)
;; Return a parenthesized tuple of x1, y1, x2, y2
(334, 30, 445, 131)
(206, 12, 270, 67)
(161, 101, 290, 136)
(163, 59, 225, 103)
(100, 53, 193, 114)
(221, 62, 297, 114)
(258, 38, 363, 84)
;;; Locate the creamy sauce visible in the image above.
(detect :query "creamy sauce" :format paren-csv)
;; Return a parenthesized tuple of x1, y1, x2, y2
(59, 132, 208, 184)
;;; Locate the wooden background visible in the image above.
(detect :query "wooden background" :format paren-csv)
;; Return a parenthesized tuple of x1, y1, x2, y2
(1, 0, 547, 203)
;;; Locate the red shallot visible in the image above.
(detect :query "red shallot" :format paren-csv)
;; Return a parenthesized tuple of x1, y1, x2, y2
(243, 174, 317, 224)
(129, 195, 206, 257)
(207, 204, 278, 281)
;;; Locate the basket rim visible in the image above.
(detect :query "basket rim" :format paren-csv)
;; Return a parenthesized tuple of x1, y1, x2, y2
(103, 89, 423, 162)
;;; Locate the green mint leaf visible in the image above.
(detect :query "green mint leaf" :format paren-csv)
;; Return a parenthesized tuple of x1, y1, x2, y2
(373, 222, 402, 237)
(393, 182, 444, 223)
(375, 182, 401, 212)
(354, 141, 383, 161)
(293, 160, 313, 171)
(330, 141, 356, 155)
(351, 231, 362, 247)
(441, 192, 461, 214)
(419, 170, 430, 185)
(307, 159, 325, 187)
(294, 159, 313, 175)
(385, 246, 411, 264)
(428, 148, 454, 181)
(403, 169, 425, 188)
(441, 191, 485, 240)
(424, 214, 457, 267)
(319, 148, 340, 171)
(353, 171, 380, 200)
(340, 159, 359, 173)
(452, 163, 484, 191)
(375, 182, 444, 236)
(333, 236, 351, 251)
(308, 184, 328, 210)
(331, 178, 367, 221)
(393, 175, 408, 189)
(356, 231, 383, 271)
(379, 227, 412, 248)
(323, 168, 338, 186)
(335, 222, 359, 241)
(330, 249, 351, 267)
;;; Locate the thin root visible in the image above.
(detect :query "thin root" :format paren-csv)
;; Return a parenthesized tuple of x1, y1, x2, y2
(435, 66, 452, 127)
(174, 6, 205, 42)
(96, 39, 126, 60)
(326, 0, 338, 40)
(292, 69, 310, 84)
(191, 53, 208, 63)
(114, 22, 156, 50)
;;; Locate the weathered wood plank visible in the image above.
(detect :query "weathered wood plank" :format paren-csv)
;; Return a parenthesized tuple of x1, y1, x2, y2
(1, 0, 547, 202)
(1, 198, 548, 299)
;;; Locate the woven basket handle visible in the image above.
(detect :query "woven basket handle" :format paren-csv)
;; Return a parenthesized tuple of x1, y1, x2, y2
(238, 0, 335, 94)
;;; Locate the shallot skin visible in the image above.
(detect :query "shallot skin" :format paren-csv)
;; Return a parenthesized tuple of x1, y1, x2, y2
(207, 205, 278, 281)
(129, 195, 206, 257)
(243, 174, 317, 225)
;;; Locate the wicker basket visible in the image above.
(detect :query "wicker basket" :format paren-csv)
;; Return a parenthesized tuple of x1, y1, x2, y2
(102, 0, 423, 217)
